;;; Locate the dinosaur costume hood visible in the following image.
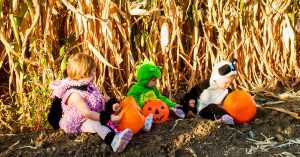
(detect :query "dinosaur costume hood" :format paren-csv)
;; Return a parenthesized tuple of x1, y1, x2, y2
(135, 60, 161, 86)
(127, 59, 176, 108)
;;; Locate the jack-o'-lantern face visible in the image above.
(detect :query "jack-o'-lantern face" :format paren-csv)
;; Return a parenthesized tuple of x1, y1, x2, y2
(143, 100, 169, 123)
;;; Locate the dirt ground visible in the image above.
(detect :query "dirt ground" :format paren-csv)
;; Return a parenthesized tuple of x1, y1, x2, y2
(1, 96, 300, 157)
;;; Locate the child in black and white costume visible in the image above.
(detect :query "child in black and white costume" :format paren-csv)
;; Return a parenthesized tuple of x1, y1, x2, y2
(180, 60, 237, 125)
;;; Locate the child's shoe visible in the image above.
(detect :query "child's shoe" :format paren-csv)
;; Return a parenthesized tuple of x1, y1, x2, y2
(171, 107, 185, 118)
(143, 113, 153, 132)
(111, 128, 133, 152)
(220, 114, 235, 125)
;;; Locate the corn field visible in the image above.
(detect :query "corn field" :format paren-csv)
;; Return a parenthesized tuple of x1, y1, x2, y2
(0, 0, 299, 132)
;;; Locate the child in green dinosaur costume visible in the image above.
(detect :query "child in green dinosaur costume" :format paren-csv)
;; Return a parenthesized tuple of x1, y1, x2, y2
(127, 60, 185, 118)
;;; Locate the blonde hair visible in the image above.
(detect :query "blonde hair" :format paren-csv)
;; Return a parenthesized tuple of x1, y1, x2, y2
(66, 53, 96, 80)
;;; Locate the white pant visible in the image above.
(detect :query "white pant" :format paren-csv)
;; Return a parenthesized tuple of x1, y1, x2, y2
(81, 119, 111, 139)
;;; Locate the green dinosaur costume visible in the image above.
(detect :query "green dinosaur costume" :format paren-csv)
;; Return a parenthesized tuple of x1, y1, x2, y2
(127, 60, 176, 108)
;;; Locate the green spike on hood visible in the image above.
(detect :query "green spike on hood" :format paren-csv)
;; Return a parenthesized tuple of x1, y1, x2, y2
(135, 59, 161, 86)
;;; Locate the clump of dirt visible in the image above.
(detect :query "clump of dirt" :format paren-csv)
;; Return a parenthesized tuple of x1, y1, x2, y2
(1, 100, 300, 157)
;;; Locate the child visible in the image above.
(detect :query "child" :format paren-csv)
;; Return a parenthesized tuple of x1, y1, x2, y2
(49, 53, 133, 152)
(127, 60, 185, 118)
(181, 60, 237, 124)
(180, 79, 210, 118)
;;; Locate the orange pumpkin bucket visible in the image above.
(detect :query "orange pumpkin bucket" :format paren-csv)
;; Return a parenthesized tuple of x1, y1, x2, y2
(117, 96, 145, 134)
(223, 90, 256, 124)
(143, 100, 169, 124)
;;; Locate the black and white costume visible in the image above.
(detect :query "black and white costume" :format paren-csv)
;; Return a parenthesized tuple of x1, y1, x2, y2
(180, 60, 237, 124)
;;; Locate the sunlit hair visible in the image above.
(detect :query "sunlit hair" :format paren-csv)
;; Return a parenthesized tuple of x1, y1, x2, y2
(66, 53, 96, 80)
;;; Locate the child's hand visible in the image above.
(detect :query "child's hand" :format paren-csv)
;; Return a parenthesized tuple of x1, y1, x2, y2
(103, 95, 110, 103)
(111, 114, 121, 124)
(112, 103, 121, 113)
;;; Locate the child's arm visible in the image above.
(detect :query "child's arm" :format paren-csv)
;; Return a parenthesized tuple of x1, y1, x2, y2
(69, 93, 120, 124)
(153, 88, 176, 108)
(68, 93, 101, 121)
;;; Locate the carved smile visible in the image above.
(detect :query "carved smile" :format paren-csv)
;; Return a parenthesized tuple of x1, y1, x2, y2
(154, 115, 164, 122)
